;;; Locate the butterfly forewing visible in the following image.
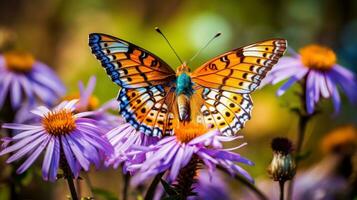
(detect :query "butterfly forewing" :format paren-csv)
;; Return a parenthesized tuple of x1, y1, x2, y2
(192, 39, 287, 135)
(191, 39, 287, 93)
(89, 33, 177, 137)
(89, 33, 176, 88)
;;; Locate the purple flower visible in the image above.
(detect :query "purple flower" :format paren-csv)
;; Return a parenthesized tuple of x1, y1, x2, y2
(129, 123, 253, 185)
(0, 100, 113, 181)
(0, 51, 66, 111)
(64, 76, 123, 131)
(262, 45, 357, 114)
(105, 123, 159, 173)
(189, 170, 230, 200)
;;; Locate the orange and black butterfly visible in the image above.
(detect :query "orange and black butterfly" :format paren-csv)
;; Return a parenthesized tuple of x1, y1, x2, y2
(89, 32, 287, 137)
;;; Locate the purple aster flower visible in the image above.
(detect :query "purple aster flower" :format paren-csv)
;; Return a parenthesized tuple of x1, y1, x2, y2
(0, 99, 113, 182)
(261, 45, 357, 114)
(63, 76, 124, 131)
(129, 123, 253, 185)
(0, 51, 66, 111)
(105, 123, 159, 173)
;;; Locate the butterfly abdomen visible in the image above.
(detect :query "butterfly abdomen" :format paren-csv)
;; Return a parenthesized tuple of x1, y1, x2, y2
(175, 73, 194, 122)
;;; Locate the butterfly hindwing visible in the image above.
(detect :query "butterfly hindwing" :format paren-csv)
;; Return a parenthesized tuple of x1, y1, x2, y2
(89, 33, 176, 88)
(191, 39, 287, 93)
(118, 85, 175, 137)
(195, 88, 253, 136)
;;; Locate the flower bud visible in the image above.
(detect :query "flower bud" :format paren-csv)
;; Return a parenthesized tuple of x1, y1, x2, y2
(268, 137, 296, 182)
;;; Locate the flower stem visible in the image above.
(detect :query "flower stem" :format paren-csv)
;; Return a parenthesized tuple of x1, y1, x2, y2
(279, 181, 285, 200)
(287, 79, 312, 200)
(66, 176, 79, 200)
(173, 156, 200, 199)
(144, 172, 165, 200)
(122, 173, 130, 200)
(218, 166, 268, 200)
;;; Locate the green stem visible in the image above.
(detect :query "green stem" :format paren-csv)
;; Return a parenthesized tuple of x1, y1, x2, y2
(144, 172, 165, 200)
(218, 166, 268, 200)
(66, 177, 78, 200)
(287, 78, 312, 200)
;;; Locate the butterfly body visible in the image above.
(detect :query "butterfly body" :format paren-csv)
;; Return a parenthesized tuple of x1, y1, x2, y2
(89, 33, 287, 137)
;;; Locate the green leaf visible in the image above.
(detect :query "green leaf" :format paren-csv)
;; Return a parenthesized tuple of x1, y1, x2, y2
(92, 187, 118, 200)
(160, 179, 178, 196)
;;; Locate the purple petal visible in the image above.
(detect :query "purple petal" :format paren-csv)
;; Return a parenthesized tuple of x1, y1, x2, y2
(2, 123, 41, 130)
(169, 147, 185, 181)
(316, 72, 330, 98)
(0, 73, 13, 108)
(12, 128, 44, 140)
(17, 75, 34, 104)
(49, 138, 60, 181)
(61, 136, 79, 177)
(16, 136, 50, 174)
(42, 136, 55, 181)
(65, 134, 90, 170)
(0, 131, 44, 155)
(7, 134, 48, 163)
(31, 69, 66, 96)
(10, 77, 22, 108)
(306, 71, 316, 114)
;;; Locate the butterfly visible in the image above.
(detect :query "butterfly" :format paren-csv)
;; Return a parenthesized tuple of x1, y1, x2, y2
(89, 33, 287, 137)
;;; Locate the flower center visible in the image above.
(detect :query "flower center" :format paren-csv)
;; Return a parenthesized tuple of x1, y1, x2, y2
(42, 109, 76, 136)
(4, 51, 35, 73)
(299, 44, 336, 70)
(63, 93, 100, 111)
(175, 122, 207, 143)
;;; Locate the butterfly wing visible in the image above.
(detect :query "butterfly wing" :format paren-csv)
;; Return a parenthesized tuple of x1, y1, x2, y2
(118, 84, 176, 137)
(89, 33, 177, 137)
(191, 39, 287, 93)
(192, 39, 287, 136)
(89, 33, 176, 88)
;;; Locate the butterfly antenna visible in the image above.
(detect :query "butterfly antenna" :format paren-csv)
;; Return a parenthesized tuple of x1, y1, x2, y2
(155, 27, 184, 64)
(188, 32, 221, 63)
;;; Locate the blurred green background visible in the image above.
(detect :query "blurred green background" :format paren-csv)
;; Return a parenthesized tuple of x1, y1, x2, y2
(0, 0, 356, 199)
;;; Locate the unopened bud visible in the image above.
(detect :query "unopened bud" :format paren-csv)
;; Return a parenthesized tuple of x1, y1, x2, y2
(268, 137, 296, 182)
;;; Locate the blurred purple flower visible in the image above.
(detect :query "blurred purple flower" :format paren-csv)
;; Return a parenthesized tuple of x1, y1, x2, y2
(0, 100, 113, 181)
(0, 52, 66, 111)
(62, 76, 123, 133)
(129, 123, 253, 185)
(189, 170, 230, 200)
(262, 45, 357, 114)
(105, 123, 159, 173)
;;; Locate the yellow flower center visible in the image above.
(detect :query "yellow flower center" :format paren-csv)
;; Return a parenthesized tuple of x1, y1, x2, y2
(63, 93, 99, 111)
(42, 109, 76, 136)
(299, 44, 336, 70)
(4, 51, 35, 73)
(175, 122, 208, 143)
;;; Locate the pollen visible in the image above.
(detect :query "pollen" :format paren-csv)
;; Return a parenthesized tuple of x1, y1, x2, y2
(42, 109, 76, 136)
(299, 44, 336, 71)
(4, 51, 35, 73)
(175, 122, 208, 143)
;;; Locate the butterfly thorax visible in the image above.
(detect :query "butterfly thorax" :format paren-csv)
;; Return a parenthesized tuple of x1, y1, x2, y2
(175, 64, 194, 122)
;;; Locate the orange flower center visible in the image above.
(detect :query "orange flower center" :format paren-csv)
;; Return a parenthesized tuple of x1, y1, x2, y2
(4, 51, 35, 73)
(175, 122, 208, 143)
(42, 109, 76, 136)
(299, 44, 336, 71)
(63, 93, 99, 111)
